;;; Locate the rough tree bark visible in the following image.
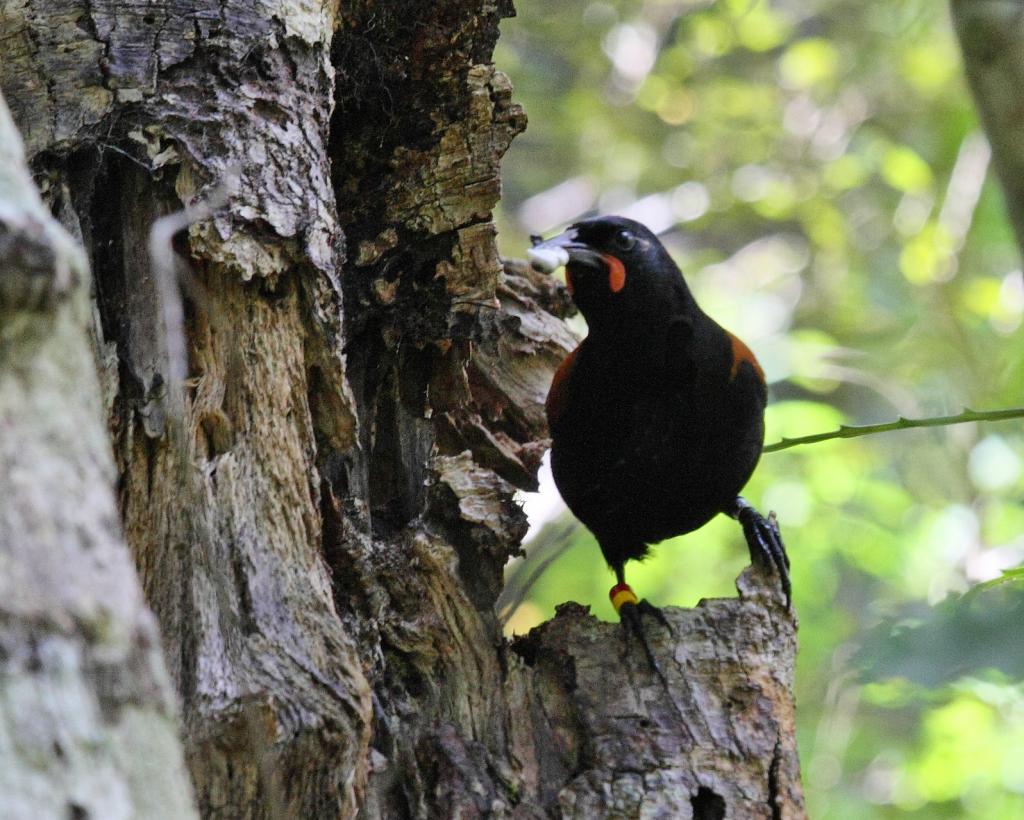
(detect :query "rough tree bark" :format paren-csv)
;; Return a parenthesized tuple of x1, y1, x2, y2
(0, 1, 804, 817)
(0, 97, 197, 819)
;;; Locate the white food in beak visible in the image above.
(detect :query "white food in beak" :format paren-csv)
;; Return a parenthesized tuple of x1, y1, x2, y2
(527, 245, 570, 273)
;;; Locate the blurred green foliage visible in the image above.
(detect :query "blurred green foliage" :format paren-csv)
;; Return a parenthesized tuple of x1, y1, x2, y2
(494, 0, 1024, 816)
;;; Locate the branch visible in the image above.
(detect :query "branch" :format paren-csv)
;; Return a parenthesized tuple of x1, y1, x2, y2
(496, 520, 580, 625)
(763, 407, 1024, 453)
(148, 176, 236, 383)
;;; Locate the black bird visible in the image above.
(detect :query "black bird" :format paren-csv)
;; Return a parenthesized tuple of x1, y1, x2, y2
(528, 216, 790, 664)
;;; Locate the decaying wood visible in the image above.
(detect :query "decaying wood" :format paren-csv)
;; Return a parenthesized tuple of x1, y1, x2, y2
(0, 92, 197, 820)
(0, 0, 805, 816)
(508, 570, 802, 819)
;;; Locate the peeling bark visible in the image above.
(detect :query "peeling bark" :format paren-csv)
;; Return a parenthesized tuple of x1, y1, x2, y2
(1, 0, 805, 817)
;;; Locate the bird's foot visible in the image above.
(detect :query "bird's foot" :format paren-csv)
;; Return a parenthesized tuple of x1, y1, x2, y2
(611, 583, 673, 683)
(729, 497, 792, 608)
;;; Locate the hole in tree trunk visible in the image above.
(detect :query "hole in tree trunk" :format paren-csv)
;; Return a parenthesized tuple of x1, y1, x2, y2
(691, 787, 726, 820)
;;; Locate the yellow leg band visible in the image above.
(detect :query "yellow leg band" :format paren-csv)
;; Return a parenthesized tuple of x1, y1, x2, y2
(610, 585, 639, 613)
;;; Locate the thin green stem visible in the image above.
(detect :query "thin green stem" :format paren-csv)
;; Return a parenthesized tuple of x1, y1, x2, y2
(763, 407, 1024, 454)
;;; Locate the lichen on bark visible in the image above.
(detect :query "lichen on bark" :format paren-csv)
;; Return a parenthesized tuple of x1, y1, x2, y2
(0, 90, 198, 820)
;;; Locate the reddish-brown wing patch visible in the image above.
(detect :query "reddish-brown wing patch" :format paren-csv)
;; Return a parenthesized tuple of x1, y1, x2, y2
(728, 332, 765, 383)
(546, 347, 579, 432)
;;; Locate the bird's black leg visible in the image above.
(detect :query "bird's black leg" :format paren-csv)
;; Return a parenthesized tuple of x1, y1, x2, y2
(727, 497, 792, 607)
(611, 567, 672, 681)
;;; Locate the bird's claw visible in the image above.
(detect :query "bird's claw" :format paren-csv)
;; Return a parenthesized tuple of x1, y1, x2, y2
(619, 599, 673, 684)
(766, 510, 789, 570)
(731, 498, 792, 607)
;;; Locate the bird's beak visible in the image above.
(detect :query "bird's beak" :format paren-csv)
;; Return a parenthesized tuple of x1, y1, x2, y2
(527, 229, 604, 274)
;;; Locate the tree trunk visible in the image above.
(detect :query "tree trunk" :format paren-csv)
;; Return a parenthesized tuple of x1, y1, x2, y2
(0, 1, 804, 817)
(0, 95, 198, 820)
(952, 0, 1024, 258)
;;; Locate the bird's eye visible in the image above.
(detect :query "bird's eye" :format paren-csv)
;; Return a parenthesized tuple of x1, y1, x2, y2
(613, 230, 636, 252)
